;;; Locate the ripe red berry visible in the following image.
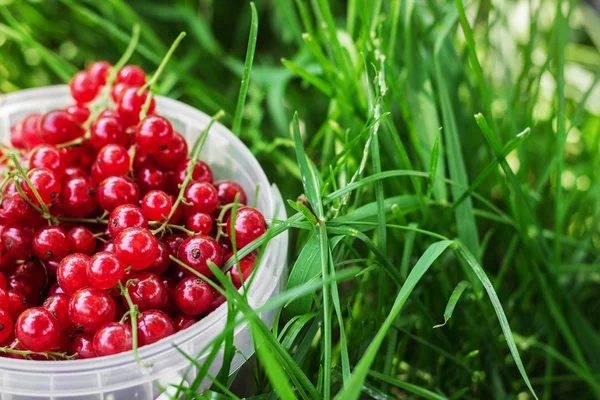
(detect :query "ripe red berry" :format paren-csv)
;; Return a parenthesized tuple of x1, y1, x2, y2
(135, 164, 167, 194)
(117, 87, 155, 128)
(0, 288, 9, 310)
(174, 277, 214, 316)
(29, 144, 66, 177)
(69, 287, 116, 333)
(141, 190, 172, 221)
(214, 180, 248, 205)
(6, 277, 37, 307)
(43, 293, 71, 330)
(226, 252, 258, 288)
(88, 61, 111, 85)
(14, 260, 47, 291)
(65, 104, 91, 125)
(165, 234, 186, 257)
(137, 310, 174, 346)
(22, 167, 61, 206)
(135, 115, 174, 155)
(7, 290, 28, 319)
(87, 252, 125, 290)
(152, 132, 188, 169)
(96, 144, 130, 177)
(1, 193, 36, 223)
(0, 308, 13, 343)
(145, 241, 170, 276)
(15, 307, 60, 351)
(114, 227, 158, 270)
(90, 116, 127, 150)
(173, 314, 196, 332)
(126, 272, 167, 311)
(186, 212, 213, 235)
(57, 253, 91, 295)
(183, 181, 219, 215)
(108, 204, 148, 238)
(39, 110, 82, 145)
(21, 113, 44, 149)
(33, 226, 70, 262)
(226, 206, 266, 249)
(73, 333, 96, 359)
(61, 176, 98, 217)
(176, 234, 223, 278)
(173, 160, 213, 189)
(61, 142, 96, 170)
(68, 226, 96, 255)
(116, 65, 146, 86)
(70, 71, 99, 104)
(10, 121, 25, 149)
(1, 224, 34, 261)
(97, 176, 140, 212)
(93, 322, 132, 356)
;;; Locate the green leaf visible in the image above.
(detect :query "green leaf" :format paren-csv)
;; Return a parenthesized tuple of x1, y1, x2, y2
(433, 281, 469, 328)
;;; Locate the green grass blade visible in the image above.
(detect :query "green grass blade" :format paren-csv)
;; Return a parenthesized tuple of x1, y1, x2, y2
(433, 280, 469, 328)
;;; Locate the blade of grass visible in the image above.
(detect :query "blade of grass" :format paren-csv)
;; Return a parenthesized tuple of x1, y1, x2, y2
(433, 280, 469, 328)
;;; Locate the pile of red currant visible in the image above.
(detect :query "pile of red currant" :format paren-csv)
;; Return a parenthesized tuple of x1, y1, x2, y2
(0, 61, 267, 360)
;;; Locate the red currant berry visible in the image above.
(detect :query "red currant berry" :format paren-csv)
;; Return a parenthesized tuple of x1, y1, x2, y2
(95, 144, 130, 178)
(15, 307, 60, 351)
(173, 160, 213, 188)
(6, 277, 37, 306)
(141, 190, 172, 221)
(1, 224, 34, 261)
(110, 82, 129, 102)
(90, 116, 127, 150)
(165, 234, 186, 256)
(61, 176, 98, 217)
(127, 272, 167, 311)
(93, 322, 132, 356)
(214, 180, 247, 205)
(0, 288, 9, 310)
(1, 193, 36, 223)
(97, 176, 140, 212)
(29, 144, 66, 178)
(22, 167, 61, 206)
(152, 132, 188, 169)
(174, 277, 214, 316)
(117, 87, 155, 128)
(10, 121, 25, 149)
(14, 260, 47, 291)
(65, 104, 91, 125)
(114, 227, 158, 270)
(88, 61, 111, 85)
(135, 115, 174, 155)
(39, 110, 82, 145)
(73, 333, 96, 359)
(70, 71, 99, 104)
(135, 164, 167, 194)
(62, 166, 87, 181)
(108, 204, 148, 238)
(68, 226, 96, 255)
(33, 226, 70, 262)
(57, 253, 91, 295)
(226, 252, 257, 288)
(183, 181, 219, 215)
(62, 142, 96, 170)
(137, 310, 173, 346)
(69, 287, 116, 333)
(130, 146, 153, 169)
(21, 113, 44, 149)
(43, 293, 71, 330)
(7, 290, 27, 319)
(0, 308, 13, 343)
(173, 314, 196, 332)
(116, 65, 146, 86)
(87, 252, 125, 290)
(185, 212, 213, 235)
(226, 207, 267, 249)
(176, 234, 223, 278)
(98, 109, 121, 122)
(145, 241, 170, 276)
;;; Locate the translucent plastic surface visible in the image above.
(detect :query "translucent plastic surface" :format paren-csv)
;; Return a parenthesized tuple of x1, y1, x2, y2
(0, 86, 288, 399)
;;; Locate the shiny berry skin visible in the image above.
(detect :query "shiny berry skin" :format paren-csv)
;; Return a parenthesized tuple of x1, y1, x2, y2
(62, 142, 96, 170)
(110, 82, 129, 102)
(145, 241, 170, 276)
(57, 253, 91, 295)
(87, 252, 125, 290)
(68, 226, 96, 255)
(65, 104, 91, 125)
(73, 333, 96, 359)
(29, 144, 66, 177)
(70, 71, 99, 104)
(152, 132, 188, 169)
(33, 226, 70, 262)
(6, 278, 37, 307)
(47, 283, 65, 296)
(96, 144, 130, 177)
(214, 180, 248, 205)
(88, 61, 111, 85)
(137, 310, 173, 346)
(1, 224, 34, 261)
(69, 287, 116, 333)
(7, 290, 27, 319)
(173, 314, 196, 332)
(0, 288, 8, 310)
(39, 110, 81, 145)
(22, 167, 61, 206)
(98, 109, 121, 122)
(61, 176, 98, 217)
(15, 307, 60, 351)
(135, 115, 174, 154)
(0, 308, 13, 343)
(93, 322, 132, 356)
(130, 147, 153, 169)
(173, 160, 213, 188)
(226, 207, 267, 249)
(43, 294, 71, 330)
(141, 190, 172, 221)
(183, 181, 219, 215)
(90, 116, 127, 150)
(136, 164, 167, 194)
(97, 176, 140, 212)
(62, 166, 87, 181)
(176, 234, 223, 278)
(10, 121, 25, 149)
(127, 272, 167, 311)
(226, 252, 258, 288)
(186, 212, 213, 234)
(117, 65, 146, 86)
(108, 204, 148, 238)
(1, 193, 36, 223)
(174, 277, 214, 316)
(21, 113, 44, 149)
(114, 227, 158, 270)
(14, 260, 47, 291)
(117, 87, 155, 128)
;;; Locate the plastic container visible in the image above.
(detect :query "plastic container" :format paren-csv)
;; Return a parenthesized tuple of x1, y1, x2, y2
(0, 85, 288, 400)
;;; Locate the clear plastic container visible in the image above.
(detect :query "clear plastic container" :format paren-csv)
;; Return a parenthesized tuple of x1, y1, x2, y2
(0, 85, 288, 400)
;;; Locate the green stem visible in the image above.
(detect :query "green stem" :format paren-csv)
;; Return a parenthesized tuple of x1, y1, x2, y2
(117, 280, 150, 367)
(57, 217, 109, 225)
(0, 341, 74, 360)
(215, 202, 237, 242)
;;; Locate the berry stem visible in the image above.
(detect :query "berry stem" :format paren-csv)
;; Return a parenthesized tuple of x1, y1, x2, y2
(0, 341, 75, 360)
(8, 153, 55, 222)
(148, 221, 194, 236)
(214, 202, 237, 242)
(138, 32, 187, 120)
(151, 110, 225, 235)
(57, 217, 108, 225)
(117, 280, 150, 368)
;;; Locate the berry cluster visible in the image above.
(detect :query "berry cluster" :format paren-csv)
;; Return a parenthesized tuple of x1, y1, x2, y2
(0, 61, 267, 361)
